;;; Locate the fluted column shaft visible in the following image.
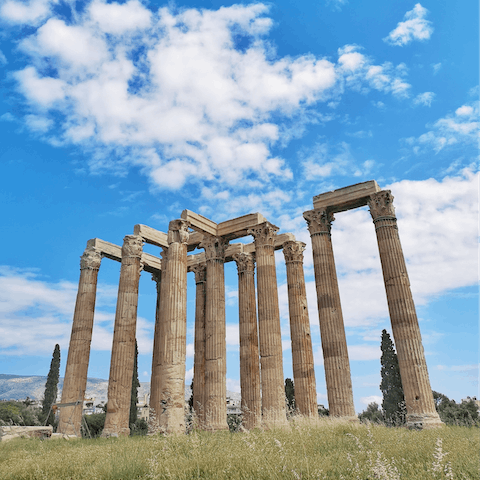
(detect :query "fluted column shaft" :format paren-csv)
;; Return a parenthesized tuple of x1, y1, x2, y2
(283, 241, 317, 417)
(248, 222, 286, 426)
(233, 253, 261, 429)
(103, 235, 144, 437)
(303, 210, 356, 419)
(190, 263, 207, 426)
(58, 246, 102, 436)
(201, 236, 228, 431)
(149, 263, 165, 434)
(154, 220, 189, 434)
(368, 191, 442, 428)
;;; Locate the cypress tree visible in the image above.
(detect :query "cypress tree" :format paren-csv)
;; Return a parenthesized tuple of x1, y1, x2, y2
(129, 340, 140, 428)
(285, 378, 295, 412)
(42, 344, 60, 426)
(380, 329, 406, 425)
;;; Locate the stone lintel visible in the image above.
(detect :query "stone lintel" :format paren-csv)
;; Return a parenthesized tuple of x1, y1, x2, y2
(313, 180, 381, 213)
(87, 238, 162, 274)
(133, 224, 168, 247)
(186, 233, 296, 268)
(181, 209, 218, 236)
(217, 213, 267, 239)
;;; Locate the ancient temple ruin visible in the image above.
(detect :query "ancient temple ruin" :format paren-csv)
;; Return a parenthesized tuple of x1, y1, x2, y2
(57, 181, 442, 436)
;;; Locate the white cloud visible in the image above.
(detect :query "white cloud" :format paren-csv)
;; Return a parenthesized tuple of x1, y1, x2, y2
(302, 141, 375, 180)
(0, 0, 56, 25)
(88, 0, 152, 34)
(0, 50, 6, 65)
(7, 1, 416, 193)
(432, 63, 442, 75)
(360, 395, 382, 406)
(413, 91, 435, 107)
(384, 3, 433, 46)
(406, 100, 479, 153)
(436, 364, 478, 372)
(0, 265, 153, 356)
(348, 345, 381, 361)
(337, 45, 411, 98)
(24, 114, 53, 132)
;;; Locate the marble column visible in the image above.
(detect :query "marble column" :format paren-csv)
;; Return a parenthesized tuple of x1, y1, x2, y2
(368, 191, 443, 428)
(200, 235, 229, 431)
(103, 235, 144, 437)
(58, 245, 102, 436)
(248, 222, 286, 426)
(154, 220, 190, 434)
(283, 241, 317, 417)
(233, 253, 261, 430)
(148, 260, 165, 434)
(303, 210, 356, 420)
(190, 263, 207, 426)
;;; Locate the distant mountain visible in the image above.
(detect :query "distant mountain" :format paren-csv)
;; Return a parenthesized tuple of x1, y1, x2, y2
(0, 374, 240, 403)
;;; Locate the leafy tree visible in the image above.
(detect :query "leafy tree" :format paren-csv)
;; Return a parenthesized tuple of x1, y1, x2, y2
(317, 405, 329, 417)
(0, 401, 41, 426)
(285, 378, 295, 413)
(188, 380, 194, 411)
(82, 412, 106, 438)
(227, 414, 242, 432)
(129, 340, 140, 429)
(42, 343, 61, 426)
(433, 392, 479, 426)
(358, 402, 384, 424)
(380, 330, 405, 425)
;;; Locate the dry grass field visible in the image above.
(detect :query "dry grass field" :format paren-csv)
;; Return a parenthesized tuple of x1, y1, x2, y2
(1, 417, 478, 479)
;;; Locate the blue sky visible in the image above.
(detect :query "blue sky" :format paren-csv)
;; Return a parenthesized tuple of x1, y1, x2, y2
(0, 0, 477, 412)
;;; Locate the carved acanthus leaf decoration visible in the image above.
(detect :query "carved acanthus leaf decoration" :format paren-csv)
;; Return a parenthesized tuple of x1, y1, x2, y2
(368, 190, 396, 220)
(232, 253, 255, 274)
(200, 235, 229, 261)
(189, 263, 207, 283)
(80, 246, 102, 270)
(167, 219, 190, 244)
(303, 209, 334, 235)
(283, 241, 306, 264)
(122, 235, 144, 258)
(247, 222, 279, 247)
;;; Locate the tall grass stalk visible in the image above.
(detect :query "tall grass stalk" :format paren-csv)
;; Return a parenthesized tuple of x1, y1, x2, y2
(1, 416, 478, 479)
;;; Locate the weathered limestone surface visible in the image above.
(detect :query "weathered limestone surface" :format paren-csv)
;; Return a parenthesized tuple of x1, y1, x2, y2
(283, 241, 317, 417)
(303, 210, 357, 420)
(313, 180, 381, 213)
(58, 246, 102, 436)
(233, 253, 261, 429)
(149, 263, 165, 434)
(248, 222, 286, 426)
(103, 235, 143, 437)
(154, 220, 190, 434)
(201, 235, 229, 431)
(0, 426, 53, 442)
(190, 263, 207, 426)
(368, 191, 443, 429)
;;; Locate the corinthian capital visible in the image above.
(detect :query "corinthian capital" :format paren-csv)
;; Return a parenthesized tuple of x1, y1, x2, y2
(282, 241, 306, 264)
(80, 246, 102, 270)
(189, 263, 207, 283)
(368, 190, 396, 220)
(168, 219, 190, 245)
(232, 252, 255, 274)
(122, 235, 144, 258)
(303, 209, 334, 235)
(200, 235, 229, 261)
(248, 222, 279, 247)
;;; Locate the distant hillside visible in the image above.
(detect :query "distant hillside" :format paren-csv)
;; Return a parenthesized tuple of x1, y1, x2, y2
(0, 374, 240, 403)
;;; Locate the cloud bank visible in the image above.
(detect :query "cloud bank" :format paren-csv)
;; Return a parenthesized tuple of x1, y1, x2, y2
(4, 1, 416, 191)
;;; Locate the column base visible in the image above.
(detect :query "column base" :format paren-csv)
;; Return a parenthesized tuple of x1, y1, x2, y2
(406, 413, 444, 429)
(101, 427, 130, 438)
